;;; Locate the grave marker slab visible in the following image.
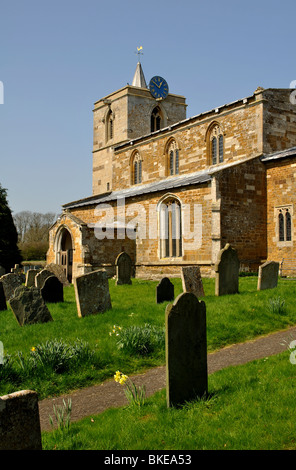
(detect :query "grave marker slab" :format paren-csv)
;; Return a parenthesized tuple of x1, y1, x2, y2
(165, 292, 208, 408)
(74, 269, 112, 317)
(45, 263, 70, 286)
(9, 286, 53, 326)
(257, 261, 279, 290)
(41, 275, 64, 303)
(0, 273, 23, 301)
(156, 277, 174, 303)
(0, 390, 42, 450)
(214, 243, 239, 296)
(115, 252, 132, 285)
(35, 269, 53, 289)
(25, 269, 39, 288)
(181, 266, 205, 297)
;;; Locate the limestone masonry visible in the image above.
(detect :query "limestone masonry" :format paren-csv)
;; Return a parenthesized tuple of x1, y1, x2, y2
(47, 62, 296, 281)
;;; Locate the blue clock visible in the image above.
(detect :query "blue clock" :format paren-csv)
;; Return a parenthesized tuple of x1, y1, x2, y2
(149, 76, 169, 99)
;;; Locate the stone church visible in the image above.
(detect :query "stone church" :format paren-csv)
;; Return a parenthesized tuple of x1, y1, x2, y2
(47, 60, 296, 282)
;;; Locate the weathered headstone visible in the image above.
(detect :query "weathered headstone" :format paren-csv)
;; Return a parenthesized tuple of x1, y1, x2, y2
(74, 269, 112, 317)
(156, 277, 174, 303)
(41, 275, 64, 303)
(257, 261, 279, 291)
(165, 292, 208, 408)
(0, 281, 7, 311)
(181, 266, 205, 297)
(9, 286, 53, 326)
(25, 269, 39, 288)
(0, 390, 42, 450)
(214, 243, 239, 296)
(0, 266, 5, 276)
(45, 263, 70, 286)
(115, 252, 132, 285)
(0, 273, 23, 301)
(35, 269, 53, 289)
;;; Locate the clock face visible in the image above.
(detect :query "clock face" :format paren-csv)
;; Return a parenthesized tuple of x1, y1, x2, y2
(149, 76, 169, 99)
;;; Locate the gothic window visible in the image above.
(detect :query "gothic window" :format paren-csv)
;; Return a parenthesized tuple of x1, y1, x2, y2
(151, 107, 162, 132)
(168, 140, 180, 176)
(159, 197, 182, 258)
(208, 123, 224, 165)
(132, 152, 142, 185)
(106, 110, 114, 141)
(278, 207, 292, 242)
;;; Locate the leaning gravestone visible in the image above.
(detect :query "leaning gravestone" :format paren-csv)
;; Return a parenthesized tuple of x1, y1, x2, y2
(156, 277, 174, 304)
(41, 275, 64, 303)
(45, 263, 70, 286)
(9, 286, 53, 326)
(181, 266, 205, 297)
(214, 243, 239, 296)
(74, 269, 112, 317)
(0, 281, 7, 311)
(0, 273, 23, 301)
(25, 269, 39, 288)
(35, 269, 53, 289)
(115, 252, 132, 285)
(165, 292, 208, 408)
(257, 261, 279, 291)
(0, 390, 42, 450)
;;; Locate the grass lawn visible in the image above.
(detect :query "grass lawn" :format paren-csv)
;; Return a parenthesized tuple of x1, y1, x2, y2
(1, 276, 296, 401)
(41, 351, 296, 450)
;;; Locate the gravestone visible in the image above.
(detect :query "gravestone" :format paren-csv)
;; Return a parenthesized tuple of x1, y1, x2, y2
(0, 273, 23, 301)
(0, 390, 42, 450)
(45, 263, 70, 286)
(257, 261, 279, 290)
(41, 275, 64, 303)
(115, 252, 132, 285)
(74, 269, 112, 317)
(214, 243, 239, 296)
(0, 281, 7, 311)
(0, 266, 5, 276)
(35, 269, 53, 289)
(156, 277, 174, 303)
(165, 292, 208, 408)
(25, 269, 39, 288)
(181, 266, 205, 298)
(9, 286, 53, 326)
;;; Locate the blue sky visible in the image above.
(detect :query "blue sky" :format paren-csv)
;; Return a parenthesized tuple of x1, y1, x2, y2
(0, 0, 295, 215)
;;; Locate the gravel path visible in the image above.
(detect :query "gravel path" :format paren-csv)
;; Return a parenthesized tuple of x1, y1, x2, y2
(39, 325, 296, 432)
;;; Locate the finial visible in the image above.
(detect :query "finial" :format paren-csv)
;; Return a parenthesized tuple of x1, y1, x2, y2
(135, 46, 144, 61)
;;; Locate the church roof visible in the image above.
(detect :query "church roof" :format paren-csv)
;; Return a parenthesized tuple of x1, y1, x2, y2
(131, 61, 147, 88)
(261, 146, 296, 163)
(63, 170, 211, 209)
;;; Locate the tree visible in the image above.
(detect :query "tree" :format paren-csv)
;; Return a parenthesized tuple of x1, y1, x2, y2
(13, 210, 56, 261)
(0, 184, 22, 272)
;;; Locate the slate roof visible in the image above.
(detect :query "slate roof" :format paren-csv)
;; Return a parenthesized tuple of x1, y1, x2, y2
(260, 146, 296, 162)
(63, 170, 212, 210)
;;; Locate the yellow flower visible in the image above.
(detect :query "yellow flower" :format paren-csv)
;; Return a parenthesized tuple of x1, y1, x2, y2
(114, 370, 122, 382)
(119, 374, 128, 385)
(31, 347, 36, 352)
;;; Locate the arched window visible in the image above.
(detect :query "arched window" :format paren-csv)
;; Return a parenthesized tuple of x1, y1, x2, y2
(132, 152, 142, 185)
(151, 107, 162, 132)
(207, 123, 224, 165)
(106, 109, 114, 141)
(168, 140, 179, 176)
(159, 197, 182, 258)
(278, 207, 292, 242)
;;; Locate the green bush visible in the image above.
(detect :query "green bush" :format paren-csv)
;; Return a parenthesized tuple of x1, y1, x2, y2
(116, 323, 165, 356)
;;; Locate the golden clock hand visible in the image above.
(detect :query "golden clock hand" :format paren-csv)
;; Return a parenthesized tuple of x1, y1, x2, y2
(152, 80, 161, 88)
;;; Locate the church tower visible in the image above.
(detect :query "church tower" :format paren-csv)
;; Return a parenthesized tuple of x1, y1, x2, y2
(92, 59, 187, 195)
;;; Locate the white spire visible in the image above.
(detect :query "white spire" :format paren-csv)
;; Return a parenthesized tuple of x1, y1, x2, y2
(132, 61, 147, 88)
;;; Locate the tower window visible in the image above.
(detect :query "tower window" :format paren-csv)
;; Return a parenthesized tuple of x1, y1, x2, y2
(151, 107, 162, 132)
(106, 110, 114, 141)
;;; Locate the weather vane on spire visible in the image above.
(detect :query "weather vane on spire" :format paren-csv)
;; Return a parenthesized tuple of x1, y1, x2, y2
(135, 46, 144, 61)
